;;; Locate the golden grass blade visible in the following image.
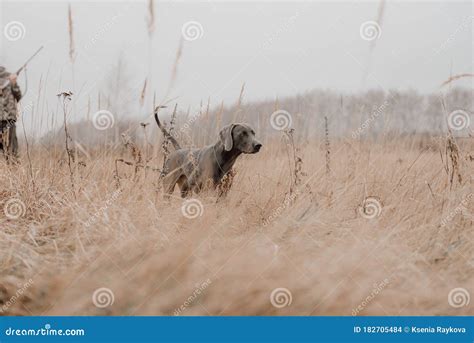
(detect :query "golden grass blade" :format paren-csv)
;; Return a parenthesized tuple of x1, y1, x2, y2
(440, 73, 474, 87)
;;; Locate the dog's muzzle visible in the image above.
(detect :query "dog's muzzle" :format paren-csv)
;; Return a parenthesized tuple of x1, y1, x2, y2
(252, 143, 262, 153)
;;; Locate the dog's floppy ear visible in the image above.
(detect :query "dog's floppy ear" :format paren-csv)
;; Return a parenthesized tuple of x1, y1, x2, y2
(219, 124, 236, 151)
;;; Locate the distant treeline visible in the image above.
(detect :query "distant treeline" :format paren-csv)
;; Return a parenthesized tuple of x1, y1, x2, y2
(39, 87, 472, 147)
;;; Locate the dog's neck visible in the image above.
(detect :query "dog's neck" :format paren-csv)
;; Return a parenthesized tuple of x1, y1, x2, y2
(212, 141, 242, 176)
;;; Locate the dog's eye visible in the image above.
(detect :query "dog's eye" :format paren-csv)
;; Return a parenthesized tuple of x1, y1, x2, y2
(242, 131, 247, 136)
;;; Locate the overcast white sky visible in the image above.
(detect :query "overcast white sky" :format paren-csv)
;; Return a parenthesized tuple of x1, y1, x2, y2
(0, 0, 472, 130)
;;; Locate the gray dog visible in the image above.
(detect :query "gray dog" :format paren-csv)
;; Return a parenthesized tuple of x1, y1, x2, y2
(155, 111, 262, 198)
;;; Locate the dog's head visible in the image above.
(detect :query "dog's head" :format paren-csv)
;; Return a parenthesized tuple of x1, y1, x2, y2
(219, 123, 262, 154)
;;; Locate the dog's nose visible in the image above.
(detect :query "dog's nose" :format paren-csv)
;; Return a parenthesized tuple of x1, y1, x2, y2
(254, 143, 262, 152)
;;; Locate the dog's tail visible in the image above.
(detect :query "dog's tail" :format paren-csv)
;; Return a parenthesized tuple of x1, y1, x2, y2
(154, 107, 181, 150)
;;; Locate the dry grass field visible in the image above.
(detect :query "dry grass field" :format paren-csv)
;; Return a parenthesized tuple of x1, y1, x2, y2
(0, 130, 473, 316)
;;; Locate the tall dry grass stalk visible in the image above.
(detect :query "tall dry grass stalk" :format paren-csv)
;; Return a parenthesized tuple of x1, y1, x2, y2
(163, 38, 183, 101)
(159, 104, 177, 162)
(67, 3, 77, 119)
(140, 78, 148, 107)
(120, 133, 143, 181)
(232, 83, 246, 122)
(146, 0, 155, 37)
(439, 95, 464, 189)
(324, 115, 331, 176)
(445, 135, 462, 188)
(67, 4, 75, 63)
(236, 83, 245, 109)
(440, 73, 474, 87)
(58, 92, 76, 197)
(19, 107, 35, 193)
(204, 97, 210, 121)
(371, 0, 386, 51)
(215, 101, 224, 134)
(362, 0, 385, 84)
